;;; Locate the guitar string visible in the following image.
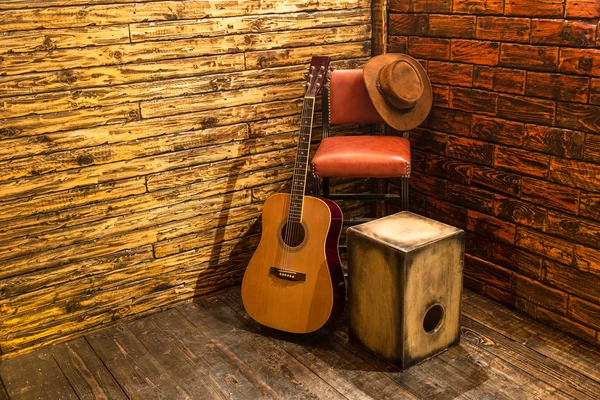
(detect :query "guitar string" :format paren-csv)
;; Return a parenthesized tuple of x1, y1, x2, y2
(284, 96, 313, 272)
(284, 97, 309, 270)
(298, 97, 316, 250)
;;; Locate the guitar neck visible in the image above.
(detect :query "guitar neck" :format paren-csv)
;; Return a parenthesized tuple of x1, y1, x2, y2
(288, 96, 316, 223)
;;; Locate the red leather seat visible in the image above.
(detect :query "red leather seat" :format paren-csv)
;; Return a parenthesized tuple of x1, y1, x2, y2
(312, 69, 411, 178)
(312, 136, 410, 178)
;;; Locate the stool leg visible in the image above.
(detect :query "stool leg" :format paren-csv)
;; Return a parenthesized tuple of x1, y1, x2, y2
(323, 177, 330, 198)
(312, 173, 322, 197)
(402, 131, 410, 212)
(401, 177, 410, 211)
(370, 178, 382, 218)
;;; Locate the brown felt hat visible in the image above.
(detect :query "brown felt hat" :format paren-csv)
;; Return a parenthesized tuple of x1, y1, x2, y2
(363, 53, 433, 131)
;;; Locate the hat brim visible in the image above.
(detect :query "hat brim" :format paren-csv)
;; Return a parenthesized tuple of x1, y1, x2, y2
(363, 53, 433, 132)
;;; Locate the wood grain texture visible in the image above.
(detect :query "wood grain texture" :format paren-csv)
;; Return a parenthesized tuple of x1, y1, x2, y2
(505, 0, 564, 17)
(472, 66, 526, 95)
(526, 72, 590, 103)
(427, 62, 473, 87)
(425, 154, 471, 184)
(446, 181, 494, 213)
(4, 286, 600, 399)
(408, 37, 450, 60)
(220, 288, 418, 400)
(0, 350, 79, 399)
(453, 0, 503, 14)
(500, 44, 559, 72)
(470, 115, 524, 146)
(0, 0, 370, 31)
(49, 338, 129, 400)
(494, 145, 550, 178)
(523, 125, 585, 159)
(497, 94, 556, 125)
(126, 309, 276, 399)
(492, 195, 547, 231)
(465, 288, 600, 365)
(490, 241, 543, 280)
(241, 194, 337, 333)
(531, 19, 597, 47)
(521, 177, 580, 214)
(470, 166, 521, 196)
(86, 324, 196, 399)
(451, 39, 500, 66)
(559, 48, 600, 77)
(0, 0, 372, 359)
(476, 17, 531, 43)
(565, 0, 600, 18)
(179, 297, 346, 399)
(543, 260, 600, 305)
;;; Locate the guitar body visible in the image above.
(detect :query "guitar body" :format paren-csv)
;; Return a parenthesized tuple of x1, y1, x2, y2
(241, 193, 345, 333)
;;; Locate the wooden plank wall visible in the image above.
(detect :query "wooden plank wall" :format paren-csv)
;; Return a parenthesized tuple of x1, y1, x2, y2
(387, 0, 600, 346)
(0, 0, 373, 359)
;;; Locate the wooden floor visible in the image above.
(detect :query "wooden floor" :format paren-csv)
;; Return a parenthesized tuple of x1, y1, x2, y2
(1, 287, 600, 400)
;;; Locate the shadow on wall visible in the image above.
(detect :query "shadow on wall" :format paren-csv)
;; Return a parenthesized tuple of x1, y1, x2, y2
(193, 161, 262, 299)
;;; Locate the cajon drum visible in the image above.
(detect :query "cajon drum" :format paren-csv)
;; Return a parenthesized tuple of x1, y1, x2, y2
(347, 211, 465, 370)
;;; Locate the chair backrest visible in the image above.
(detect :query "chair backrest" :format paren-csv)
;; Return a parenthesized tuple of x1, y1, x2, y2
(327, 69, 385, 125)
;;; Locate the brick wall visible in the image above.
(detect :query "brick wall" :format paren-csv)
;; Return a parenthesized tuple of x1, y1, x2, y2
(387, 0, 600, 345)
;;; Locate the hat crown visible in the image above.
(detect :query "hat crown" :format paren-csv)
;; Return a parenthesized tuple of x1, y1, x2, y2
(363, 53, 433, 131)
(379, 60, 424, 110)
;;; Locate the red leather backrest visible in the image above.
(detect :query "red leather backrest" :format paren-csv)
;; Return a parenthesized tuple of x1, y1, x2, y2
(329, 69, 385, 125)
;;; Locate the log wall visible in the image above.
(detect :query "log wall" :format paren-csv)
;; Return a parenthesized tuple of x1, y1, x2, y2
(0, 0, 373, 359)
(387, 0, 600, 346)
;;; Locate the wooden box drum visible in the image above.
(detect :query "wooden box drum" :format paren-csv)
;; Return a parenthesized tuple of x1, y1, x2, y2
(347, 212, 465, 370)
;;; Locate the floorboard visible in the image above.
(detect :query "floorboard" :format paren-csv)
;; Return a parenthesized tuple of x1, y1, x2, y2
(447, 339, 572, 400)
(330, 315, 536, 400)
(49, 338, 128, 400)
(86, 325, 194, 400)
(463, 290, 600, 384)
(218, 288, 417, 400)
(178, 297, 346, 400)
(128, 308, 273, 399)
(462, 317, 600, 400)
(0, 350, 78, 400)
(1, 287, 600, 400)
(0, 378, 9, 400)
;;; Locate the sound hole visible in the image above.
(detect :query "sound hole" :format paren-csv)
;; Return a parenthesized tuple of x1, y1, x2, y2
(281, 221, 306, 248)
(423, 304, 444, 334)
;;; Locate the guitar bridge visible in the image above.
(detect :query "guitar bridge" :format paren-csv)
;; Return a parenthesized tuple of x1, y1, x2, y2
(270, 267, 306, 282)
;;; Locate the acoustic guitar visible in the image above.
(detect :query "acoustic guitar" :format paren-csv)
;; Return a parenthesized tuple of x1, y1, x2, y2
(241, 56, 346, 333)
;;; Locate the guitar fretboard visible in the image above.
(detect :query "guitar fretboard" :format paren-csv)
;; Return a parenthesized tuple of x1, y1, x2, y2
(288, 97, 316, 223)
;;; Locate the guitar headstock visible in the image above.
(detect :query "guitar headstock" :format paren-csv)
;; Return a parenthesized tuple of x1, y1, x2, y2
(305, 56, 330, 97)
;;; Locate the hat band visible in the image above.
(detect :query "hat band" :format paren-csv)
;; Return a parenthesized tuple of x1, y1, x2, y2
(375, 75, 417, 114)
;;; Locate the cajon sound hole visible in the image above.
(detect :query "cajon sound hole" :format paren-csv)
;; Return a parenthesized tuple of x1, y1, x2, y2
(281, 221, 306, 248)
(423, 304, 444, 334)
